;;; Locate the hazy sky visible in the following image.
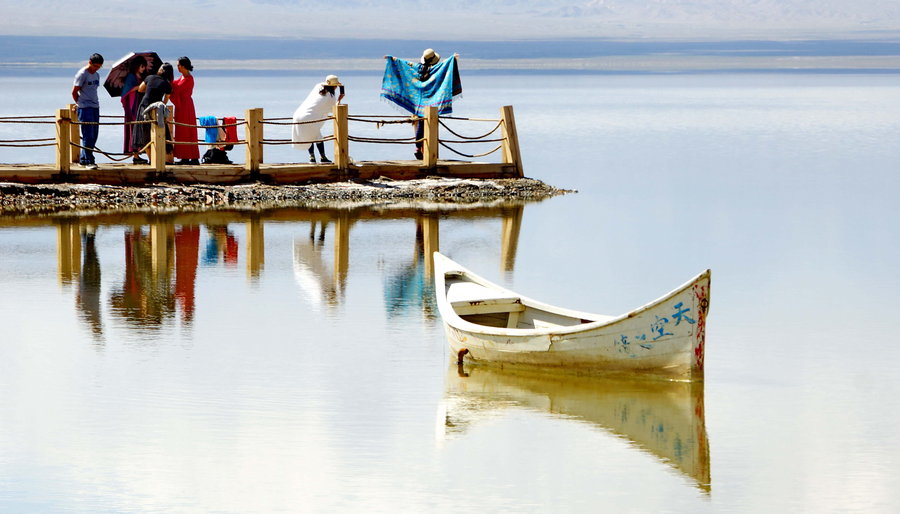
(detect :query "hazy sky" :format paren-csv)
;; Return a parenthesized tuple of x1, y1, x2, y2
(5, 0, 900, 40)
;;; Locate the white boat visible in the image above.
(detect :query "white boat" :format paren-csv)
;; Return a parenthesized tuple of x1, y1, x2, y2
(433, 252, 711, 380)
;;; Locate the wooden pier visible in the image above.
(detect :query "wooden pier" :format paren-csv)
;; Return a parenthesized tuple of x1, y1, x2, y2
(0, 104, 523, 185)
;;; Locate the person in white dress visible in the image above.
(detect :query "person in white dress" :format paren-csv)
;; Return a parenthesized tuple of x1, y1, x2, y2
(292, 75, 345, 163)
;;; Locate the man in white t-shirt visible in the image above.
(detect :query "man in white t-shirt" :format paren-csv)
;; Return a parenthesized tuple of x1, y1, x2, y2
(72, 53, 104, 169)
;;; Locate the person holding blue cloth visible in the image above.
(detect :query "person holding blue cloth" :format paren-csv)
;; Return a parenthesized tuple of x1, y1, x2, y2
(71, 53, 104, 169)
(381, 49, 461, 159)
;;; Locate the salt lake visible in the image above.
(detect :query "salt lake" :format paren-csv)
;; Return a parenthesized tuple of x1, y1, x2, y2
(1, 71, 899, 512)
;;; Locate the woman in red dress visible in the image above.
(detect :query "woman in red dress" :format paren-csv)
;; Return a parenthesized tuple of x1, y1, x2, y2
(170, 56, 200, 165)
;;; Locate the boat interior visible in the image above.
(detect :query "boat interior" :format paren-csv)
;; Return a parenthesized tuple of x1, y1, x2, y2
(445, 275, 595, 330)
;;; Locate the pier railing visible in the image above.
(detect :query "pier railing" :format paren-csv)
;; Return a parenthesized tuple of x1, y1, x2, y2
(0, 115, 58, 149)
(1, 104, 523, 179)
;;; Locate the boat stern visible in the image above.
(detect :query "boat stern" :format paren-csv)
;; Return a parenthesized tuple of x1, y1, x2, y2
(690, 270, 711, 375)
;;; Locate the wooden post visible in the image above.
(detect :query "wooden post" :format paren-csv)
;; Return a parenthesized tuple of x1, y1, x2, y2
(151, 224, 176, 285)
(68, 104, 79, 164)
(245, 108, 263, 172)
(56, 108, 72, 173)
(500, 105, 523, 177)
(333, 103, 349, 170)
(500, 205, 523, 272)
(246, 217, 265, 280)
(57, 221, 81, 285)
(150, 108, 166, 172)
(150, 223, 168, 277)
(423, 106, 439, 167)
(333, 212, 350, 292)
(421, 215, 439, 278)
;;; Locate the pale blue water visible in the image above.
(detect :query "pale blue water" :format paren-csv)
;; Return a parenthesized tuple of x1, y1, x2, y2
(2, 71, 900, 512)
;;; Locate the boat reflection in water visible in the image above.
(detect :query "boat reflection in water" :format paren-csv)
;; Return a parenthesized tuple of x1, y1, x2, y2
(39, 201, 526, 336)
(438, 364, 711, 492)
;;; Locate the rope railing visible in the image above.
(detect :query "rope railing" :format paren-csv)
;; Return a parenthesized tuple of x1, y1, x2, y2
(349, 135, 419, 145)
(348, 116, 417, 126)
(71, 118, 247, 129)
(346, 114, 415, 147)
(260, 117, 332, 126)
(439, 119, 504, 140)
(69, 141, 151, 162)
(72, 119, 150, 126)
(0, 119, 56, 124)
(350, 114, 416, 119)
(1, 115, 61, 149)
(166, 139, 248, 146)
(441, 137, 505, 144)
(344, 112, 506, 163)
(0, 138, 57, 148)
(440, 115, 501, 122)
(171, 119, 247, 129)
(262, 135, 335, 146)
(440, 141, 503, 159)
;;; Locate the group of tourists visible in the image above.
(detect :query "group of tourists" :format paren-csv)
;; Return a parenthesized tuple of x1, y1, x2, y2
(123, 57, 199, 165)
(70, 48, 461, 167)
(72, 53, 199, 167)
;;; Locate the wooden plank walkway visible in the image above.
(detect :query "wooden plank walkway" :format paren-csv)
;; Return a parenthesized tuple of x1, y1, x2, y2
(0, 160, 518, 185)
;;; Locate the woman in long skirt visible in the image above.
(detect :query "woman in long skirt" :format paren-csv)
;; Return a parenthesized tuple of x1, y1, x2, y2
(170, 56, 200, 165)
(121, 58, 147, 164)
(132, 63, 174, 164)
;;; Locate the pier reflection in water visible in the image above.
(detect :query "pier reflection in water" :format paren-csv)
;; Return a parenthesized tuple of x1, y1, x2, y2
(440, 364, 711, 492)
(46, 201, 526, 336)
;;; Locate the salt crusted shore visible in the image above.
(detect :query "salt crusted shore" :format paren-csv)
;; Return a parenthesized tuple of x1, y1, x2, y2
(0, 177, 572, 215)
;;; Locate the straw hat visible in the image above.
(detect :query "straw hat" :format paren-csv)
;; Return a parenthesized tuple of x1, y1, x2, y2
(420, 48, 440, 65)
(324, 74, 342, 86)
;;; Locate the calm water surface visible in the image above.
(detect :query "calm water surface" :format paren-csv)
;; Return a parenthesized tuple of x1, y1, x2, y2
(1, 72, 899, 512)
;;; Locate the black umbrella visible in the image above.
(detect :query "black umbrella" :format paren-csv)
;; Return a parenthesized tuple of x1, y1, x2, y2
(103, 51, 162, 97)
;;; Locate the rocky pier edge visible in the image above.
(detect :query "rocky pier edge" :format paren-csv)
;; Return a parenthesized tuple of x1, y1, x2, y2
(0, 177, 574, 215)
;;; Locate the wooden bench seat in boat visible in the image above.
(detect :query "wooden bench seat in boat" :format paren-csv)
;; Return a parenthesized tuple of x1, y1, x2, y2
(447, 281, 525, 328)
(532, 319, 563, 330)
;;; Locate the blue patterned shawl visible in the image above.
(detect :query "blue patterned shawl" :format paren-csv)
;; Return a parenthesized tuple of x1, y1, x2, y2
(381, 55, 462, 116)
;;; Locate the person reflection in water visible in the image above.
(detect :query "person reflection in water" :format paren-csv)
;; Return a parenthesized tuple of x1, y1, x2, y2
(293, 220, 343, 308)
(382, 219, 437, 320)
(108, 225, 202, 329)
(109, 228, 176, 327)
(174, 226, 200, 324)
(204, 225, 238, 266)
(77, 225, 103, 340)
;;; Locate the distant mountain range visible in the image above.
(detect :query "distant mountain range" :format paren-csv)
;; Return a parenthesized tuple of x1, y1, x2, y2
(2, 0, 900, 40)
(3, 36, 900, 65)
